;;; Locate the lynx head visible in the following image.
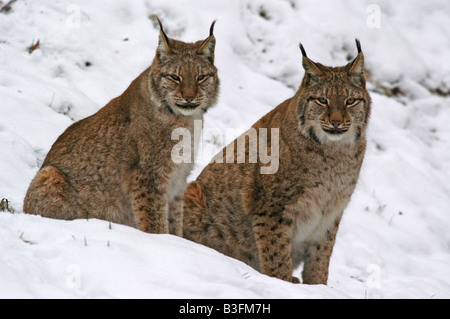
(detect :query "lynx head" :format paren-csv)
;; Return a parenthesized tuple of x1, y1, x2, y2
(297, 40, 371, 144)
(148, 17, 219, 116)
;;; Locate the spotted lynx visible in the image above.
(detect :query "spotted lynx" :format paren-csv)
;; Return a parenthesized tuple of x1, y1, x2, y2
(24, 18, 219, 236)
(183, 40, 371, 284)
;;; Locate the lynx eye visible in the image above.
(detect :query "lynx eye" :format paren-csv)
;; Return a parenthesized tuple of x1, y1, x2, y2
(346, 98, 358, 106)
(169, 75, 181, 82)
(317, 98, 328, 105)
(197, 75, 206, 81)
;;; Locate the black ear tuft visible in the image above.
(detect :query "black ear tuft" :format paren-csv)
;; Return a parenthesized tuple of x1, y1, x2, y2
(348, 40, 365, 87)
(299, 43, 307, 58)
(154, 16, 172, 61)
(300, 43, 322, 82)
(155, 16, 170, 46)
(198, 21, 217, 63)
(355, 38, 362, 54)
(209, 20, 217, 37)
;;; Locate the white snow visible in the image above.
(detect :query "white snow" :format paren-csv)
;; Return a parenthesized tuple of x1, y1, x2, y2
(1, 0, 449, 299)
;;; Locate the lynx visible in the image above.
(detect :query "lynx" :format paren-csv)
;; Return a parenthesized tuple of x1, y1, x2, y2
(183, 40, 371, 284)
(23, 18, 219, 236)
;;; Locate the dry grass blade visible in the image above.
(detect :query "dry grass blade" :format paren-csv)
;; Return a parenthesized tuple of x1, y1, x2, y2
(27, 39, 40, 54)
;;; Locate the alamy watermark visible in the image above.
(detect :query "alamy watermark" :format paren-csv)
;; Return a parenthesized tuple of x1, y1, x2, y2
(366, 4, 381, 29)
(66, 4, 82, 28)
(171, 120, 280, 175)
(366, 264, 382, 289)
(66, 264, 81, 289)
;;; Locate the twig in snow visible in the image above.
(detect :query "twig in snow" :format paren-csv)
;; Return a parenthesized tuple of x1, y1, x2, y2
(19, 232, 36, 245)
(27, 39, 40, 54)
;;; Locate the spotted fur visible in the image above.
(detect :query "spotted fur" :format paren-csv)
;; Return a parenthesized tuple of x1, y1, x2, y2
(183, 40, 371, 284)
(24, 19, 219, 236)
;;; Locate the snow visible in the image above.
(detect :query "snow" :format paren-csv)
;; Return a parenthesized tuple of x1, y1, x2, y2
(1, 0, 449, 299)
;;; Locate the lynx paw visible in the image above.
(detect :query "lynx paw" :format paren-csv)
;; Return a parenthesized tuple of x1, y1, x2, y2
(291, 276, 300, 284)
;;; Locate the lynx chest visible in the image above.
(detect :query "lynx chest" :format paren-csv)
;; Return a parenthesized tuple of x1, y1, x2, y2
(167, 116, 202, 202)
(289, 145, 364, 246)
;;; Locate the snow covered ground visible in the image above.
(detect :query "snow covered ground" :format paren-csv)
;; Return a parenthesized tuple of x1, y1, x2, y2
(1, 0, 449, 299)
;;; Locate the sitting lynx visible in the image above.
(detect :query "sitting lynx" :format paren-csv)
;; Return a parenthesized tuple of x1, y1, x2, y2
(183, 40, 371, 284)
(23, 18, 219, 236)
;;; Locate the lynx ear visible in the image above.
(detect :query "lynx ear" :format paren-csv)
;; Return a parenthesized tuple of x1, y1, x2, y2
(197, 20, 217, 63)
(348, 39, 365, 87)
(155, 16, 171, 61)
(299, 43, 323, 82)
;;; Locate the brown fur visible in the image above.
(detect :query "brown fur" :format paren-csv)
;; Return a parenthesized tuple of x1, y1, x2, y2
(183, 41, 371, 284)
(23, 19, 220, 236)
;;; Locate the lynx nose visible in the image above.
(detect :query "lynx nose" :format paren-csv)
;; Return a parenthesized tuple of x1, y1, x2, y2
(184, 97, 194, 103)
(330, 120, 342, 129)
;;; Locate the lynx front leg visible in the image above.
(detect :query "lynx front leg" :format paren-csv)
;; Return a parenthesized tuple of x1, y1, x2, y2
(302, 216, 342, 285)
(130, 171, 169, 234)
(168, 195, 184, 236)
(252, 214, 299, 283)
